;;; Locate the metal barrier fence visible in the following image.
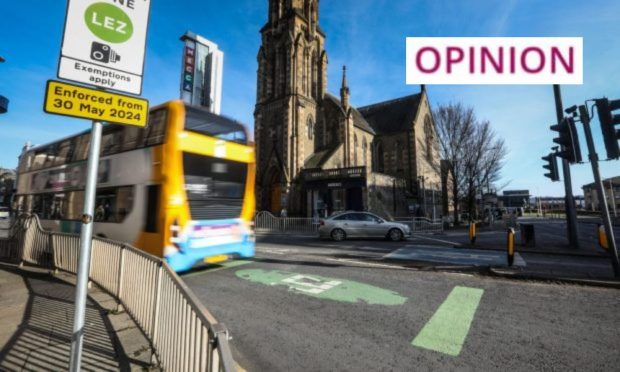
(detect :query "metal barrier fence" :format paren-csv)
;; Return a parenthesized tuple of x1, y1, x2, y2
(254, 212, 445, 234)
(394, 217, 444, 233)
(254, 211, 319, 233)
(0, 215, 236, 372)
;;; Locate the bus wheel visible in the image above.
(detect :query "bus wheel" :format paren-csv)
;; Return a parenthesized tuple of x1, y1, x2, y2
(331, 228, 346, 242)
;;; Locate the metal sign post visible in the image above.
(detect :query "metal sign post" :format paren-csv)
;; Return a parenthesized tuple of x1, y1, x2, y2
(69, 120, 103, 372)
(47, 1, 151, 370)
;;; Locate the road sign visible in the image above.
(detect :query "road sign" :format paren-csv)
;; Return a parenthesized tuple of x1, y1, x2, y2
(58, 0, 151, 95)
(44, 80, 149, 127)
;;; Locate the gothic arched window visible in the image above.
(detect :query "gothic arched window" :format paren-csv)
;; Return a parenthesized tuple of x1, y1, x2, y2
(362, 138, 367, 166)
(311, 51, 318, 99)
(307, 117, 314, 140)
(396, 141, 403, 171)
(354, 135, 358, 166)
(302, 48, 309, 96)
(376, 142, 384, 173)
(424, 115, 434, 162)
(270, 51, 277, 98)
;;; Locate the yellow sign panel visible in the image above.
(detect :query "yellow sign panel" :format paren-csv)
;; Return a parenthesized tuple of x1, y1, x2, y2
(44, 80, 149, 127)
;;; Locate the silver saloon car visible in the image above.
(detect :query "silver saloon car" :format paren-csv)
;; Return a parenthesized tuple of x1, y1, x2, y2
(318, 212, 411, 241)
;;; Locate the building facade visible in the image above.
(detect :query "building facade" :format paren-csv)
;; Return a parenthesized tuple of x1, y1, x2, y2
(499, 190, 531, 209)
(180, 31, 224, 114)
(254, 0, 442, 218)
(582, 176, 620, 213)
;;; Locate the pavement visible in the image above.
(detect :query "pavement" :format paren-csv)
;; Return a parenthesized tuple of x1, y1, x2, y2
(0, 263, 155, 371)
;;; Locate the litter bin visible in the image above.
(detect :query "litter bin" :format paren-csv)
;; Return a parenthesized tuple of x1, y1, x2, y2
(520, 223, 535, 247)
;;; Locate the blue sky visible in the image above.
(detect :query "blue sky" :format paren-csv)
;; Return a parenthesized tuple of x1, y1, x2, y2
(1, 0, 619, 196)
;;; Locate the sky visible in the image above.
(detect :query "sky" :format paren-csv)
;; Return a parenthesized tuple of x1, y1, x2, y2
(1, 0, 619, 197)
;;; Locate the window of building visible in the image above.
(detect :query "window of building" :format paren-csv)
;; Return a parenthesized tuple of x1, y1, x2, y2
(307, 117, 314, 140)
(354, 135, 358, 166)
(376, 142, 384, 173)
(362, 139, 367, 166)
(312, 52, 318, 99)
(396, 141, 403, 172)
(424, 115, 434, 162)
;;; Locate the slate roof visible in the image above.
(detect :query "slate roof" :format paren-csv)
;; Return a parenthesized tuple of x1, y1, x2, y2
(304, 144, 341, 169)
(357, 93, 422, 135)
(323, 94, 376, 135)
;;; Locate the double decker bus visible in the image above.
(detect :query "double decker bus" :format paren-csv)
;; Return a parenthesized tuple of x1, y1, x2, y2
(15, 100, 255, 272)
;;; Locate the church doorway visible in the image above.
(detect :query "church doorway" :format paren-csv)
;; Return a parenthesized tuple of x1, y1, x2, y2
(270, 183, 282, 213)
(269, 171, 282, 214)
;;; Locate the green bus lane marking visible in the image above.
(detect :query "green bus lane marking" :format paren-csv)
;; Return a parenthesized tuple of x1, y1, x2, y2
(235, 269, 407, 306)
(183, 260, 252, 278)
(411, 286, 484, 356)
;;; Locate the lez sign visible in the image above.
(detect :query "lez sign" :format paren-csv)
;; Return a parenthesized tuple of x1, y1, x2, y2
(58, 0, 151, 95)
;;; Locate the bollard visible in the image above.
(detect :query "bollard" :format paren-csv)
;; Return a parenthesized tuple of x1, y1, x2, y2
(598, 224, 609, 251)
(469, 222, 476, 245)
(507, 228, 515, 266)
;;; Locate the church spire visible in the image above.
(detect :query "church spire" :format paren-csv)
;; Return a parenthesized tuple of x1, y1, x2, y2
(340, 65, 350, 110)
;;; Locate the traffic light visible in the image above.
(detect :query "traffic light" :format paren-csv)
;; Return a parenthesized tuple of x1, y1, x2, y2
(594, 98, 620, 160)
(550, 117, 582, 163)
(542, 153, 559, 181)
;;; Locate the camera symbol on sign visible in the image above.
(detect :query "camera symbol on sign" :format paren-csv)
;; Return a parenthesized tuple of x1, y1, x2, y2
(90, 42, 121, 64)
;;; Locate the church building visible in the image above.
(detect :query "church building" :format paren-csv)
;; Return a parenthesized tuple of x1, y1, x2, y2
(254, 0, 442, 218)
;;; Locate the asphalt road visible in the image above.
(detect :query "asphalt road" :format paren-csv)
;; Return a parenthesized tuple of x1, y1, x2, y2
(182, 239, 620, 371)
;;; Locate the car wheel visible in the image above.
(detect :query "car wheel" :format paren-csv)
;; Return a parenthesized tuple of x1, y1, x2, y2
(331, 228, 346, 242)
(388, 228, 403, 242)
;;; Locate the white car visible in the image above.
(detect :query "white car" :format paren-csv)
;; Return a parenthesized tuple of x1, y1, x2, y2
(0, 207, 9, 219)
(319, 211, 411, 241)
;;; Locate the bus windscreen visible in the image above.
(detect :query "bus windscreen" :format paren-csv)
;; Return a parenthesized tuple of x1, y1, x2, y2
(184, 106, 247, 144)
(183, 153, 247, 220)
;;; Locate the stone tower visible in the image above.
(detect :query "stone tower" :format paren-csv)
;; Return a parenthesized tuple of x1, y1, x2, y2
(254, 0, 327, 214)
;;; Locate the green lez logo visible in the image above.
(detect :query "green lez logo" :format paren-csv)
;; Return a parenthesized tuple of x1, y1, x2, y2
(84, 2, 134, 43)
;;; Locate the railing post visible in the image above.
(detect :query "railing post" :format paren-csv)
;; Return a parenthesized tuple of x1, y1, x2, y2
(150, 262, 164, 366)
(116, 245, 126, 312)
(49, 233, 59, 275)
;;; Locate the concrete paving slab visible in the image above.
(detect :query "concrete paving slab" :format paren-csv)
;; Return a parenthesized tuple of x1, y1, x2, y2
(0, 263, 156, 371)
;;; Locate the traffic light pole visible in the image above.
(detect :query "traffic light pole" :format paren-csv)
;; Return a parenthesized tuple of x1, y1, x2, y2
(578, 105, 620, 277)
(553, 85, 580, 248)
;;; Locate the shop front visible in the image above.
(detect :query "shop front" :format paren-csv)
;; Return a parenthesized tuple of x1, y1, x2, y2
(301, 167, 367, 218)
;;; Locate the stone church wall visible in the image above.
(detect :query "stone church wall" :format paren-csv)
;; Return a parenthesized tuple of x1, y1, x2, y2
(367, 172, 408, 219)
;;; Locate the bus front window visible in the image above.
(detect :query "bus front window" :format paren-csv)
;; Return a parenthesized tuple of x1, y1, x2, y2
(183, 153, 247, 220)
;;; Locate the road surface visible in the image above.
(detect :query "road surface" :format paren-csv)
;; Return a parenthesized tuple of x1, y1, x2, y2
(182, 237, 620, 371)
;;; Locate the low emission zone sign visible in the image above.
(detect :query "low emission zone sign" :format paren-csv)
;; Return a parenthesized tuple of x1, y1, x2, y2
(44, 80, 149, 127)
(58, 0, 151, 95)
